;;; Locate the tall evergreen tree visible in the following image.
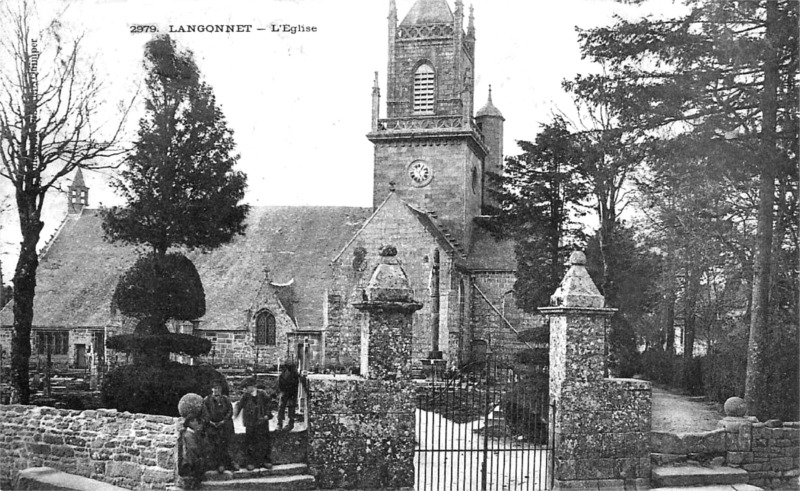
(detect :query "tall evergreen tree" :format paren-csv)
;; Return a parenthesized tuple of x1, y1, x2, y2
(569, 0, 798, 419)
(103, 34, 248, 257)
(102, 34, 248, 360)
(494, 117, 589, 311)
(100, 34, 247, 415)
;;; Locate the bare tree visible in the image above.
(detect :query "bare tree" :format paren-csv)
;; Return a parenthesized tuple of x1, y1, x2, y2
(0, 0, 131, 403)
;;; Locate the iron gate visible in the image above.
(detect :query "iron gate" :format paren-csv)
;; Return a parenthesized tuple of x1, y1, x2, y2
(415, 361, 554, 490)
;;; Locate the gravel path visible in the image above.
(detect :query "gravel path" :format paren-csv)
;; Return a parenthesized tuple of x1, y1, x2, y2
(651, 386, 725, 433)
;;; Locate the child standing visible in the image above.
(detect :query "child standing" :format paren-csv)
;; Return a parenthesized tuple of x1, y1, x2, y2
(234, 377, 273, 471)
(179, 414, 207, 490)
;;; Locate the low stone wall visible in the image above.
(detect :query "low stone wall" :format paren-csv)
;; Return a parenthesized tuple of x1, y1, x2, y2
(307, 375, 415, 490)
(651, 429, 726, 465)
(554, 378, 652, 489)
(740, 421, 800, 488)
(651, 418, 800, 489)
(0, 405, 179, 490)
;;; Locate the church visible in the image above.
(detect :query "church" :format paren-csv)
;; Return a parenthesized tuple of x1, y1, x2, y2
(0, 0, 541, 373)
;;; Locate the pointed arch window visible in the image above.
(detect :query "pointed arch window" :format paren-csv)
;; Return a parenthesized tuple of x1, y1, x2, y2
(255, 311, 276, 346)
(413, 63, 435, 114)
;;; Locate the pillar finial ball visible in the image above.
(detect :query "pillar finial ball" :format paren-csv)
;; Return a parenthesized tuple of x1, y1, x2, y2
(178, 393, 203, 418)
(724, 396, 747, 417)
(379, 245, 397, 257)
(569, 251, 587, 266)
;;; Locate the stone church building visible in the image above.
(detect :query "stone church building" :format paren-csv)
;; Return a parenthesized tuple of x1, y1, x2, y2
(0, 0, 541, 372)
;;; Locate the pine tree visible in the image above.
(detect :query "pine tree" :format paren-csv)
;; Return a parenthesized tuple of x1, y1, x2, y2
(569, 0, 798, 418)
(494, 117, 589, 311)
(102, 34, 247, 371)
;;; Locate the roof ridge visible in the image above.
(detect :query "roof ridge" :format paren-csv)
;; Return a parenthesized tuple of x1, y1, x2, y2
(331, 192, 395, 264)
(403, 201, 466, 258)
(38, 212, 73, 260)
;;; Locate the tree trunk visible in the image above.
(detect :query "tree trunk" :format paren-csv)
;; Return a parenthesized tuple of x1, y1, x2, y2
(11, 194, 44, 405)
(660, 238, 677, 354)
(745, 0, 779, 421)
(682, 265, 701, 389)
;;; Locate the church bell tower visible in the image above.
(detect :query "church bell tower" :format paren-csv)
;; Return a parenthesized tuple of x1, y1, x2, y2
(368, 0, 489, 250)
(68, 168, 89, 214)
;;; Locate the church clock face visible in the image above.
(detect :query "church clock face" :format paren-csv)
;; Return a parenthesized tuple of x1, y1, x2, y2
(408, 160, 433, 187)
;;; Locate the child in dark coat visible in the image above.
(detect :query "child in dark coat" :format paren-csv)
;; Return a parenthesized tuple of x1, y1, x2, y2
(234, 377, 273, 471)
(201, 381, 237, 473)
(277, 363, 301, 431)
(179, 414, 207, 490)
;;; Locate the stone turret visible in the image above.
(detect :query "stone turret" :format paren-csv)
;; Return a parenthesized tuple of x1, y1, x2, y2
(476, 86, 504, 212)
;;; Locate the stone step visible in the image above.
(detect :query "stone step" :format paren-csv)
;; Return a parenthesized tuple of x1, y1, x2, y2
(204, 463, 309, 481)
(652, 465, 749, 488)
(202, 474, 315, 490)
(652, 485, 762, 491)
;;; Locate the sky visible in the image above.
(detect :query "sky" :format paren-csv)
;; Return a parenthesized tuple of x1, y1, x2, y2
(0, 0, 685, 282)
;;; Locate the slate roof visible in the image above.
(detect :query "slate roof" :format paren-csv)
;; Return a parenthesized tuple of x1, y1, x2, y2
(476, 87, 504, 119)
(400, 0, 453, 26)
(71, 168, 86, 188)
(0, 206, 371, 331)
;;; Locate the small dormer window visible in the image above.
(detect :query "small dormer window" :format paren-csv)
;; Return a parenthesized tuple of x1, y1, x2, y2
(413, 63, 435, 115)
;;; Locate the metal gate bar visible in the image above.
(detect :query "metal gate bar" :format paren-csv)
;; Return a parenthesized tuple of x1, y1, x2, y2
(414, 358, 553, 490)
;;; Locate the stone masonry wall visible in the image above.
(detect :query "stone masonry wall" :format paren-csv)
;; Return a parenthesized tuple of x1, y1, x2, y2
(542, 252, 651, 490)
(472, 272, 542, 364)
(0, 405, 178, 490)
(328, 196, 454, 366)
(747, 422, 800, 488)
(652, 417, 800, 489)
(307, 376, 415, 490)
(372, 140, 482, 248)
(555, 379, 651, 486)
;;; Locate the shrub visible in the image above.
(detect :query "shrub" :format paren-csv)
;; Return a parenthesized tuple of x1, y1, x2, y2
(113, 252, 205, 322)
(503, 372, 549, 443)
(102, 362, 227, 416)
(702, 320, 748, 404)
(107, 333, 212, 358)
(639, 349, 679, 385)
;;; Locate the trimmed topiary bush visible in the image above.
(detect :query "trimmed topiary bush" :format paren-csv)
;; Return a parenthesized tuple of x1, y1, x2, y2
(102, 362, 228, 416)
(113, 252, 205, 323)
(107, 334, 212, 358)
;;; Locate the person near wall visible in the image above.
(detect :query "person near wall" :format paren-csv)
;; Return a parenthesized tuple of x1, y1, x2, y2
(201, 381, 238, 473)
(234, 377, 273, 471)
(277, 362, 304, 431)
(179, 413, 208, 490)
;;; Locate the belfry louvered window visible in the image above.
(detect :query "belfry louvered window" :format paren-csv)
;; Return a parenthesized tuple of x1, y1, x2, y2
(413, 64, 435, 114)
(255, 311, 276, 346)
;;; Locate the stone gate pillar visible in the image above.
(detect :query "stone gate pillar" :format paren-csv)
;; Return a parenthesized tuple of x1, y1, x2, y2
(540, 251, 651, 490)
(354, 245, 423, 380)
(308, 245, 420, 489)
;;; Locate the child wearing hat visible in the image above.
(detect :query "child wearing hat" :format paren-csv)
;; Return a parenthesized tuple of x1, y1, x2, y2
(179, 413, 207, 489)
(201, 380, 237, 473)
(234, 377, 273, 471)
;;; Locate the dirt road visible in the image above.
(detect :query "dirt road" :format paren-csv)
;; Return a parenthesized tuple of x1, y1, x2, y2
(651, 386, 725, 433)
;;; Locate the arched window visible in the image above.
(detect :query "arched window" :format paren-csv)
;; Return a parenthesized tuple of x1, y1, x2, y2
(255, 311, 276, 346)
(413, 64, 435, 114)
